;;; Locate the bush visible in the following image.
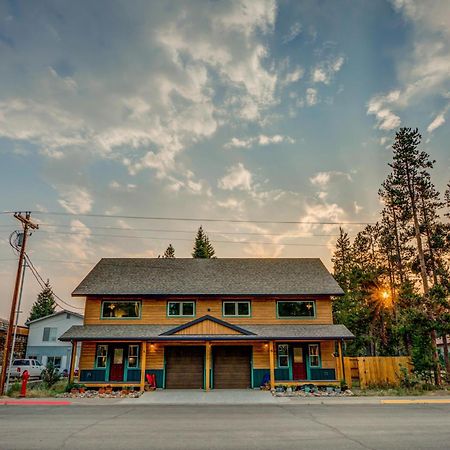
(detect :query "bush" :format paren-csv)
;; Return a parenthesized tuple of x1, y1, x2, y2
(6, 381, 21, 397)
(41, 363, 61, 388)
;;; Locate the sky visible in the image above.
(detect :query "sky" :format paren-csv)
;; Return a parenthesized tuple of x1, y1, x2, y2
(0, 0, 449, 322)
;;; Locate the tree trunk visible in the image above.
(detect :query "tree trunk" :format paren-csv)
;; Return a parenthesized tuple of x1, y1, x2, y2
(442, 334, 450, 374)
(420, 193, 438, 285)
(391, 206, 404, 283)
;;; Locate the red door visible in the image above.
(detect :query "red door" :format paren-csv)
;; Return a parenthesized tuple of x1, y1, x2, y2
(292, 347, 307, 380)
(109, 347, 124, 382)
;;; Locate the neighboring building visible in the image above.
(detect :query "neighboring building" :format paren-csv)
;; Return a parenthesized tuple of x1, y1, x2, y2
(0, 318, 29, 370)
(26, 310, 84, 372)
(60, 258, 353, 390)
(437, 336, 450, 358)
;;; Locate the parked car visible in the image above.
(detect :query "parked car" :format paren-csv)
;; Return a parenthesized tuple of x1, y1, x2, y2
(8, 359, 44, 379)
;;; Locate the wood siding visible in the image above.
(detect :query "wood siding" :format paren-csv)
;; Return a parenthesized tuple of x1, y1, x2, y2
(79, 342, 96, 370)
(252, 342, 270, 369)
(320, 341, 336, 369)
(175, 320, 241, 335)
(83, 297, 334, 325)
(146, 344, 164, 369)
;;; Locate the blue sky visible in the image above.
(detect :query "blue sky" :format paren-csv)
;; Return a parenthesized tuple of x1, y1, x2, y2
(0, 0, 449, 320)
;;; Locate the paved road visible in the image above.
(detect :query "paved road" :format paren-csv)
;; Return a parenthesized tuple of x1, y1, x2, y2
(1, 403, 449, 449)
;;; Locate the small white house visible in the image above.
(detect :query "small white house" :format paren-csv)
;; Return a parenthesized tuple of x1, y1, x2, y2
(26, 310, 83, 372)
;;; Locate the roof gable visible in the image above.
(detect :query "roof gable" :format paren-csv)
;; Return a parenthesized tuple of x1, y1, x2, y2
(72, 258, 344, 296)
(26, 310, 84, 326)
(161, 315, 255, 336)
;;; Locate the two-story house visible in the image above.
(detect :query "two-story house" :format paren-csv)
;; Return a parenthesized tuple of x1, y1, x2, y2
(60, 258, 353, 390)
(26, 310, 84, 372)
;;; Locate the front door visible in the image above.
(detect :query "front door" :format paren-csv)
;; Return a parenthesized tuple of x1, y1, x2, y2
(292, 346, 307, 380)
(110, 347, 125, 382)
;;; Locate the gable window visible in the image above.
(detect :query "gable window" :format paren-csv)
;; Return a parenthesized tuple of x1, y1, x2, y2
(42, 327, 57, 342)
(277, 301, 315, 318)
(96, 345, 108, 368)
(128, 345, 139, 368)
(309, 344, 320, 367)
(101, 301, 141, 319)
(223, 301, 251, 317)
(278, 344, 289, 368)
(167, 301, 195, 317)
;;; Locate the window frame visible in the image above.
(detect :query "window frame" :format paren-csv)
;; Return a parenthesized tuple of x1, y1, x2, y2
(276, 300, 316, 319)
(47, 356, 62, 368)
(42, 327, 58, 342)
(222, 301, 251, 317)
(167, 301, 196, 317)
(277, 344, 289, 368)
(308, 344, 321, 368)
(100, 300, 142, 320)
(127, 344, 140, 369)
(95, 344, 108, 369)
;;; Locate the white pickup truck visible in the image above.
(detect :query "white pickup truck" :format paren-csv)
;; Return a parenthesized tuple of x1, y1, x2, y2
(8, 359, 44, 379)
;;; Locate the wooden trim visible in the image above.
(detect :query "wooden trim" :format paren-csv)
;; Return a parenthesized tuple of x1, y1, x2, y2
(205, 342, 212, 391)
(269, 341, 275, 389)
(140, 342, 147, 391)
(338, 340, 344, 383)
(69, 340, 77, 383)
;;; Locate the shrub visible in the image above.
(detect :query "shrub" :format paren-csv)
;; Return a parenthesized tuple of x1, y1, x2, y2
(41, 362, 61, 388)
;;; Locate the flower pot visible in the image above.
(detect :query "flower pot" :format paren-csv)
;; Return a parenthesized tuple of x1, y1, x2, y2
(79, 387, 85, 394)
(98, 388, 105, 395)
(70, 388, 79, 395)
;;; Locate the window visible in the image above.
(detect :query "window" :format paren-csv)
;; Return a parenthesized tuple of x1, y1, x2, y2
(47, 356, 62, 368)
(128, 345, 139, 368)
(223, 301, 251, 317)
(13, 360, 30, 366)
(309, 344, 320, 367)
(96, 345, 108, 368)
(278, 344, 289, 368)
(167, 301, 195, 317)
(43, 327, 57, 342)
(277, 301, 315, 318)
(101, 301, 141, 319)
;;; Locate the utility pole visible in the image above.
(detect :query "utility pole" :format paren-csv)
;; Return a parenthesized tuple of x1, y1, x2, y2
(0, 212, 38, 395)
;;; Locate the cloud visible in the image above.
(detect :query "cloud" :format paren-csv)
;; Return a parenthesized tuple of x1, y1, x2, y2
(367, 91, 402, 130)
(224, 134, 295, 149)
(57, 186, 93, 214)
(305, 88, 318, 106)
(282, 22, 302, 44)
(311, 56, 344, 84)
(217, 197, 245, 211)
(427, 112, 446, 133)
(367, 1, 450, 130)
(218, 163, 253, 191)
(310, 171, 352, 188)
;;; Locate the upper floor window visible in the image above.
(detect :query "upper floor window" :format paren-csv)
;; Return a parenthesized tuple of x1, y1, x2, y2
(277, 301, 316, 318)
(101, 301, 141, 319)
(167, 301, 195, 317)
(223, 301, 251, 317)
(43, 327, 57, 342)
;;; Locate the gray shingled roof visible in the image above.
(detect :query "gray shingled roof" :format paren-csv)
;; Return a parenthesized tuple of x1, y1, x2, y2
(72, 258, 344, 296)
(59, 323, 353, 341)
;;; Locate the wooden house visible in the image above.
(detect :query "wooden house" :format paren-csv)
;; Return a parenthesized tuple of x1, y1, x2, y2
(60, 258, 353, 390)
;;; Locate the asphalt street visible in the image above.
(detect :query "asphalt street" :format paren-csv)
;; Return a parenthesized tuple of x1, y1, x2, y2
(0, 403, 449, 450)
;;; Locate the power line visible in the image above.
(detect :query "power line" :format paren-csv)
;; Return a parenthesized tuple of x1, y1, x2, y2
(22, 210, 376, 225)
(24, 254, 84, 311)
(35, 229, 331, 247)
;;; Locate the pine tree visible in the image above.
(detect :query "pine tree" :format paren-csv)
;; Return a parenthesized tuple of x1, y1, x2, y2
(161, 244, 175, 258)
(192, 226, 216, 258)
(28, 280, 56, 322)
(331, 227, 352, 291)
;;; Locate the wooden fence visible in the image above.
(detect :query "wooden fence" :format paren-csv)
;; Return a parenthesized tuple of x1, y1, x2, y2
(342, 356, 413, 389)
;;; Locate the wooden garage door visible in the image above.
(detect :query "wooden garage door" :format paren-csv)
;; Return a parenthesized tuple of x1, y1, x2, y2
(165, 346, 204, 389)
(213, 346, 251, 389)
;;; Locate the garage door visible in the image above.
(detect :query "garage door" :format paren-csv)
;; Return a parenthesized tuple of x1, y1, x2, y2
(165, 346, 204, 389)
(213, 346, 251, 389)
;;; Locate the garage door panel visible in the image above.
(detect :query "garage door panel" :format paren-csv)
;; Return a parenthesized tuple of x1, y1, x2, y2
(213, 346, 251, 389)
(165, 346, 204, 389)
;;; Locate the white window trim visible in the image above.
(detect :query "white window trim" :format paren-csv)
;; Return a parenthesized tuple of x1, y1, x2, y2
(276, 300, 316, 319)
(167, 301, 196, 317)
(308, 344, 320, 368)
(222, 301, 251, 317)
(128, 344, 140, 368)
(278, 344, 289, 368)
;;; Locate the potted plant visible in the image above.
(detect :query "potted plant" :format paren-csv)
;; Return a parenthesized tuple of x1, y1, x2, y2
(105, 384, 113, 394)
(98, 387, 106, 395)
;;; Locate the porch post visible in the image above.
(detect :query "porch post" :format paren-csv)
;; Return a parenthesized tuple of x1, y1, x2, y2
(337, 339, 346, 383)
(205, 341, 211, 391)
(140, 341, 147, 391)
(269, 341, 275, 389)
(69, 340, 77, 383)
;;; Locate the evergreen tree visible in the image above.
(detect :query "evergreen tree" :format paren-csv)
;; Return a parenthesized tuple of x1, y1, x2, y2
(192, 226, 216, 258)
(28, 280, 56, 322)
(331, 227, 352, 291)
(161, 244, 175, 258)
